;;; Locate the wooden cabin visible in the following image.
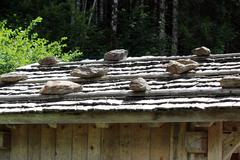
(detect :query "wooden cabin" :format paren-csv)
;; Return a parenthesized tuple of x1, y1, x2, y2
(1, 52, 240, 160)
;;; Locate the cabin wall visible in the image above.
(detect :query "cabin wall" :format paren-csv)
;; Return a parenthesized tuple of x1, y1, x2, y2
(0, 124, 171, 160)
(1, 122, 238, 160)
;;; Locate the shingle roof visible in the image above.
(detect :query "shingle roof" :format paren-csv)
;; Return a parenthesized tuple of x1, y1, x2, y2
(1, 53, 240, 114)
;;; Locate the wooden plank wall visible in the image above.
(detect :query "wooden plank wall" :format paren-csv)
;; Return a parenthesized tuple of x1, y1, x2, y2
(0, 124, 171, 160)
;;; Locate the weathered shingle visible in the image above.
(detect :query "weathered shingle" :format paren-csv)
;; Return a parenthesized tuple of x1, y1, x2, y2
(1, 53, 240, 114)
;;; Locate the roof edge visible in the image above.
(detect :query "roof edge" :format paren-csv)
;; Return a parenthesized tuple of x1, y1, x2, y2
(1, 109, 240, 124)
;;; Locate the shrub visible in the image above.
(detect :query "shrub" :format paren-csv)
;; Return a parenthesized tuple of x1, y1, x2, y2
(0, 17, 82, 74)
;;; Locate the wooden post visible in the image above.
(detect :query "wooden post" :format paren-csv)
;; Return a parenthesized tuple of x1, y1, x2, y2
(208, 122, 223, 160)
(170, 123, 187, 160)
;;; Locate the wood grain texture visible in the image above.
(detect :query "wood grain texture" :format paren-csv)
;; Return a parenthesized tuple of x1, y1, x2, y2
(208, 122, 223, 160)
(185, 132, 207, 153)
(223, 132, 240, 160)
(178, 123, 187, 160)
(88, 124, 101, 160)
(101, 124, 120, 160)
(119, 124, 131, 160)
(0, 125, 10, 160)
(10, 125, 28, 160)
(170, 123, 187, 160)
(3, 87, 240, 102)
(150, 124, 170, 160)
(194, 154, 207, 160)
(2, 123, 224, 160)
(41, 125, 56, 160)
(56, 124, 73, 160)
(72, 124, 88, 160)
(28, 125, 41, 160)
(131, 124, 150, 160)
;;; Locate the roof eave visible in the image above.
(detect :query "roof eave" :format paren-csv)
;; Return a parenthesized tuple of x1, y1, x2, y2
(0, 109, 240, 124)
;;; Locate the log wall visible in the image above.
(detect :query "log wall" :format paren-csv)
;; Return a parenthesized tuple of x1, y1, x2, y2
(3, 122, 238, 160)
(0, 124, 172, 160)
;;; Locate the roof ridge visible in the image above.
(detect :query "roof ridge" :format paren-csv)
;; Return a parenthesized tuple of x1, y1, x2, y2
(19, 52, 240, 69)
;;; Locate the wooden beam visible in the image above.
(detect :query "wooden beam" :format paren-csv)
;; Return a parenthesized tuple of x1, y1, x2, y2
(0, 110, 240, 124)
(208, 122, 223, 160)
(223, 132, 240, 160)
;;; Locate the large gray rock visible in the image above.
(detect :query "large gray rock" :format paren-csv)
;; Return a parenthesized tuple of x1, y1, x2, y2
(104, 49, 128, 61)
(129, 77, 150, 92)
(192, 46, 211, 57)
(70, 67, 107, 79)
(166, 59, 199, 74)
(220, 76, 240, 88)
(38, 56, 59, 65)
(0, 73, 28, 83)
(40, 81, 82, 95)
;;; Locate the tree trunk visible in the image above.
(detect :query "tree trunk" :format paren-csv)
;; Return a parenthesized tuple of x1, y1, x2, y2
(140, 0, 144, 14)
(111, 0, 118, 48)
(76, 0, 81, 12)
(95, 0, 98, 24)
(172, 0, 178, 55)
(83, 0, 87, 15)
(69, 0, 76, 26)
(88, 0, 97, 26)
(99, 0, 104, 22)
(159, 0, 165, 40)
(154, 0, 158, 17)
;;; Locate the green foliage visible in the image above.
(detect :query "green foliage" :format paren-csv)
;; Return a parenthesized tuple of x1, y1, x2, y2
(67, 11, 109, 59)
(0, 17, 82, 74)
(118, 6, 171, 56)
(0, 0, 240, 58)
(178, 0, 236, 54)
(37, 1, 108, 59)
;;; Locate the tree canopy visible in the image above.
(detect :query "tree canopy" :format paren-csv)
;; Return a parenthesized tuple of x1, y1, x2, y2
(0, 0, 240, 59)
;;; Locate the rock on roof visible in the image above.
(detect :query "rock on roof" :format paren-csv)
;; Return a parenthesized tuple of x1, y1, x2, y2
(1, 53, 240, 115)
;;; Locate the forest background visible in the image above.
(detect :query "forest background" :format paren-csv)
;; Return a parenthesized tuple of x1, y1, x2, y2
(0, 0, 240, 73)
